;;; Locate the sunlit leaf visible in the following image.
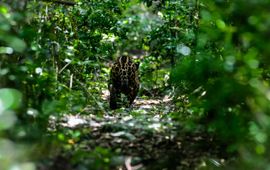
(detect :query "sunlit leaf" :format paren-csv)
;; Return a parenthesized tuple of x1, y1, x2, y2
(0, 35, 26, 52)
(0, 47, 13, 54)
(0, 5, 8, 14)
(0, 88, 22, 112)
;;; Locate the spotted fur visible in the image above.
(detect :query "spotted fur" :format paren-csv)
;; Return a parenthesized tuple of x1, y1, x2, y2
(108, 55, 139, 109)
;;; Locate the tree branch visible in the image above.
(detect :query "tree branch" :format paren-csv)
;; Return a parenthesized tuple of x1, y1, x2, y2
(42, 0, 76, 6)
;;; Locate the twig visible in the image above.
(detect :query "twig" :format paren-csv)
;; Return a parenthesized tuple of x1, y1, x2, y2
(58, 62, 71, 74)
(125, 157, 143, 170)
(125, 157, 132, 170)
(69, 73, 73, 89)
(41, 0, 76, 6)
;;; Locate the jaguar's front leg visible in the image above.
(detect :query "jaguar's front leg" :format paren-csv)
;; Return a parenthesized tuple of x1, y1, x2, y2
(109, 85, 119, 110)
(128, 87, 138, 107)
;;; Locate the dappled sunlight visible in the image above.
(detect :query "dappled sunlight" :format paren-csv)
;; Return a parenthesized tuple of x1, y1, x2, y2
(61, 115, 87, 128)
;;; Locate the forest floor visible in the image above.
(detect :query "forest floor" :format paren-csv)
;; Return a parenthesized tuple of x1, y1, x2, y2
(45, 90, 228, 170)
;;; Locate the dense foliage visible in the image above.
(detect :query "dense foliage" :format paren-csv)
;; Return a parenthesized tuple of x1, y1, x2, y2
(1, 0, 270, 169)
(172, 0, 270, 165)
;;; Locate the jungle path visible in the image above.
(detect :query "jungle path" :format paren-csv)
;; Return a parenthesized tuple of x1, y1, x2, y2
(48, 92, 227, 170)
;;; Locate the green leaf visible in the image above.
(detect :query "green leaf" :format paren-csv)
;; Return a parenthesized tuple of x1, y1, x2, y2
(0, 5, 8, 14)
(0, 88, 22, 112)
(0, 35, 26, 52)
(216, 19, 226, 30)
(8, 36, 27, 52)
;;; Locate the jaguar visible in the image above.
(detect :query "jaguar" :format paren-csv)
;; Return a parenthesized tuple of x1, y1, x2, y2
(108, 54, 140, 109)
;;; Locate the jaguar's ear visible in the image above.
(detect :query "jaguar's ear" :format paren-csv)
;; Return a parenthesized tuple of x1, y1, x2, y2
(135, 62, 140, 70)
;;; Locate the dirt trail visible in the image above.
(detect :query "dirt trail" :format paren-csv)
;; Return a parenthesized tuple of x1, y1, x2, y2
(49, 92, 226, 170)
